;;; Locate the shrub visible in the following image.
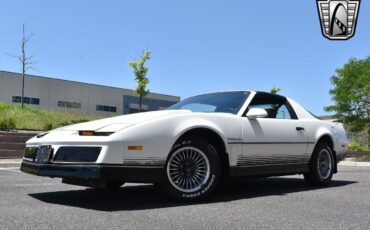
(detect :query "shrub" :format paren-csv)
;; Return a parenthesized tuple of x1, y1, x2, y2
(0, 117, 16, 131)
(349, 141, 370, 152)
(43, 123, 53, 131)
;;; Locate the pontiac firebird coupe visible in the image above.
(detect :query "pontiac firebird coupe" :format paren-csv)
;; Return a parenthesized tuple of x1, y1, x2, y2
(21, 91, 348, 201)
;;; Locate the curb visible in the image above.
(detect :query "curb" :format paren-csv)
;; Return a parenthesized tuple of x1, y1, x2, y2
(338, 161, 370, 167)
(0, 159, 21, 168)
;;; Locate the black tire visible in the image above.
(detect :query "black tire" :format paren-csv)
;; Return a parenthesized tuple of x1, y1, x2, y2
(164, 136, 221, 201)
(304, 142, 334, 186)
(104, 180, 125, 190)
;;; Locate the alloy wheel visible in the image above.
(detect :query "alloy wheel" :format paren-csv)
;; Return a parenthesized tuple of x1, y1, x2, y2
(166, 147, 210, 193)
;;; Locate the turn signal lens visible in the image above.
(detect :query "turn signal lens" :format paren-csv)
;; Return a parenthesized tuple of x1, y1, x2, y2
(128, 146, 143, 150)
(78, 131, 114, 136)
(80, 131, 94, 136)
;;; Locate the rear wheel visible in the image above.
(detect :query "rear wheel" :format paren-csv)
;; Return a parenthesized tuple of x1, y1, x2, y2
(304, 142, 334, 186)
(164, 136, 221, 201)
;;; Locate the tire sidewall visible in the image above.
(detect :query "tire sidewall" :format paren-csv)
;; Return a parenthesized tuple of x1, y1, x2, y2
(311, 144, 334, 184)
(316, 145, 334, 183)
(164, 137, 220, 201)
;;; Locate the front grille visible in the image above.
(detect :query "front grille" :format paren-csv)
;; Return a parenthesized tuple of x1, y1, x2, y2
(53, 147, 101, 162)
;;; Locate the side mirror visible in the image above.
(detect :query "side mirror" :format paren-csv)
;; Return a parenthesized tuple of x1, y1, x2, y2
(246, 108, 268, 120)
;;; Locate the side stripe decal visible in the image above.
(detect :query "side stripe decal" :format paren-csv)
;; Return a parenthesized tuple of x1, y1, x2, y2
(123, 159, 165, 167)
(236, 154, 310, 167)
(228, 142, 315, 145)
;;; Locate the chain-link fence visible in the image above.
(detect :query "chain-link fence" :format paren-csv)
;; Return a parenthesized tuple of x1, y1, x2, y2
(347, 131, 369, 146)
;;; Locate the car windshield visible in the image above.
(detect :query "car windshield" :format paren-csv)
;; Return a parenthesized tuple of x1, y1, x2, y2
(168, 91, 250, 114)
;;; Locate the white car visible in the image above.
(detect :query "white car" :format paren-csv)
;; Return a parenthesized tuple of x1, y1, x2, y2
(21, 91, 349, 201)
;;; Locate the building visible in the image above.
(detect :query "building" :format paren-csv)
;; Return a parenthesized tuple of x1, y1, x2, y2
(0, 71, 180, 116)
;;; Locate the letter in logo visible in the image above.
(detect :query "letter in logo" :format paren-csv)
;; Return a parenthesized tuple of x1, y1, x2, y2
(317, 0, 360, 40)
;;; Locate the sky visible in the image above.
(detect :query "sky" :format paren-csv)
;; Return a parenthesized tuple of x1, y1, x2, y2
(0, 0, 369, 115)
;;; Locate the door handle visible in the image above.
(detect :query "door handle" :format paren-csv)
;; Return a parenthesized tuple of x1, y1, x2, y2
(296, 127, 305, 131)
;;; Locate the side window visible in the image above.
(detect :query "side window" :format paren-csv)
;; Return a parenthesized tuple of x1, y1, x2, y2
(276, 104, 292, 119)
(248, 104, 280, 118)
(246, 93, 296, 119)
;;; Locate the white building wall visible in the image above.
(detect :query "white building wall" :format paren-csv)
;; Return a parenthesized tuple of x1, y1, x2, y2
(0, 71, 179, 116)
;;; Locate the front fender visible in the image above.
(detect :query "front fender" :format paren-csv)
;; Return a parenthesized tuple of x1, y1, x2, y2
(113, 114, 239, 166)
(172, 118, 230, 153)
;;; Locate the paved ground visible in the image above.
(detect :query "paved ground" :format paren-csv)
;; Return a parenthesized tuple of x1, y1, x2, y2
(0, 166, 369, 230)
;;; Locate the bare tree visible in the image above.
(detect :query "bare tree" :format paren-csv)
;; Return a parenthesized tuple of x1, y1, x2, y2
(8, 24, 36, 108)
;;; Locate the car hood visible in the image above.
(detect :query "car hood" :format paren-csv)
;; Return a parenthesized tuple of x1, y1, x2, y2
(57, 110, 191, 132)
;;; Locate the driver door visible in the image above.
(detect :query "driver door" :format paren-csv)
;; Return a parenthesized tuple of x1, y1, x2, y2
(239, 93, 309, 170)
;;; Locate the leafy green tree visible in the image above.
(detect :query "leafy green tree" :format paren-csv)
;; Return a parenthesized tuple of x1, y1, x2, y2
(270, 86, 281, 94)
(129, 49, 151, 112)
(325, 57, 370, 134)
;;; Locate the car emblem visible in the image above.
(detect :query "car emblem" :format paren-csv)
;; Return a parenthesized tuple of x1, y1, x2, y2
(317, 0, 361, 40)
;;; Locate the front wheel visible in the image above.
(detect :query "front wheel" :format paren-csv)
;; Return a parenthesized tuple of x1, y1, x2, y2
(164, 137, 221, 201)
(304, 143, 334, 186)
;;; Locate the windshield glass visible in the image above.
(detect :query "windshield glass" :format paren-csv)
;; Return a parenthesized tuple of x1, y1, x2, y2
(168, 91, 250, 114)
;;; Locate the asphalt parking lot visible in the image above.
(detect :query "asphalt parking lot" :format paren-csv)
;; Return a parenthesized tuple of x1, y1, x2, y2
(0, 166, 369, 230)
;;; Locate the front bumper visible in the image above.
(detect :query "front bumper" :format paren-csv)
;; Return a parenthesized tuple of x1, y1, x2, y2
(20, 161, 164, 183)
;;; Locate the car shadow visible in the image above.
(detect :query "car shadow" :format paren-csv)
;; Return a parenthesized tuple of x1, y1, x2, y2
(29, 177, 356, 211)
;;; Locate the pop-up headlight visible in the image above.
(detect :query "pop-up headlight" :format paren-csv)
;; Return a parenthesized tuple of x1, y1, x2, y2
(78, 131, 113, 136)
(79, 123, 132, 136)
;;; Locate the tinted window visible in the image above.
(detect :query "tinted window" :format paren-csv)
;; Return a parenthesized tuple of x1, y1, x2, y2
(12, 96, 40, 105)
(31, 98, 40, 105)
(276, 104, 292, 119)
(168, 91, 250, 114)
(246, 92, 296, 119)
(23, 97, 30, 104)
(96, 104, 116, 113)
(12, 96, 21, 103)
(181, 103, 216, 113)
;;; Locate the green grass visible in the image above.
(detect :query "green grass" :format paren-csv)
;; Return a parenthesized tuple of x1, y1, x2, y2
(0, 102, 101, 131)
(349, 141, 370, 152)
